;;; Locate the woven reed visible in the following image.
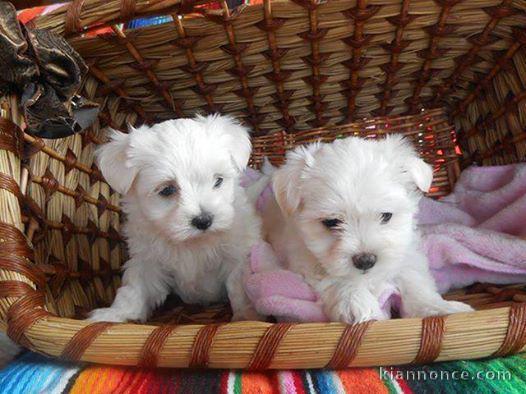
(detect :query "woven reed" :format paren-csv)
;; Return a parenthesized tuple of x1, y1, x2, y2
(0, 0, 525, 369)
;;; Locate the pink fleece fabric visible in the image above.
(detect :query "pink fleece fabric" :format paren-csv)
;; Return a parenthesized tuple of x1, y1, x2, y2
(242, 164, 526, 322)
(419, 164, 526, 293)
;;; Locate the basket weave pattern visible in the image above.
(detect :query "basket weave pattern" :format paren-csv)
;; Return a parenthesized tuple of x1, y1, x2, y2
(0, 0, 525, 369)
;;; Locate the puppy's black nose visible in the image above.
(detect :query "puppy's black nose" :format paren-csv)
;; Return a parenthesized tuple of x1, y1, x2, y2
(352, 253, 377, 271)
(191, 213, 213, 231)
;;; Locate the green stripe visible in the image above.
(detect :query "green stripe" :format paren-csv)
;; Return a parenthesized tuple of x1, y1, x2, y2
(376, 367, 400, 394)
(233, 371, 242, 394)
(464, 357, 525, 393)
(399, 356, 526, 394)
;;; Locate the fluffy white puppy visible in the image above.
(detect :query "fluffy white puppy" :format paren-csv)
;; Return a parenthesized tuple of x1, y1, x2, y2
(89, 115, 262, 322)
(262, 135, 473, 323)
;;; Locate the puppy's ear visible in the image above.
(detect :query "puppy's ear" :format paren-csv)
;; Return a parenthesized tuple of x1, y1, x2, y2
(96, 129, 137, 194)
(198, 114, 252, 172)
(273, 142, 322, 216)
(406, 156, 433, 192)
(391, 135, 433, 192)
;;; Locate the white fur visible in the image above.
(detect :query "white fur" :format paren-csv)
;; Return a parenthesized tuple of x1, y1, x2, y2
(89, 115, 261, 323)
(263, 135, 473, 323)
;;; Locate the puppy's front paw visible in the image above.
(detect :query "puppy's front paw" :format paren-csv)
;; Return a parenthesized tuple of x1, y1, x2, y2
(403, 299, 474, 318)
(325, 296, 387, 324)
(435, 300, 474, 315)
(350, 303, 388, 323)
(231, 306, 264, 322)
(88, 307, 128, 323)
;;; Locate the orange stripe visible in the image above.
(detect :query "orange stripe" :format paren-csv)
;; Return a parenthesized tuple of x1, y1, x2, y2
(337, 368, 388, 394)
(241, 372, 276, 394)
(105, 368, 133, 394)
(70, 366, 129, 394)
(135, 370, 160, 394)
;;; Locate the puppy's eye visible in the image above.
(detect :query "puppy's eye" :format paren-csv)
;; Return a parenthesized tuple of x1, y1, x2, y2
(380, 212, 393, 224)
(321, 218, 343, 229)
(159, 184, 178, 197)
(214, 177, 224, 188)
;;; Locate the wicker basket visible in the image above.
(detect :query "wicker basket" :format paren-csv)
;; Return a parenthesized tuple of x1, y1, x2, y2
(0, 0, 525, 369)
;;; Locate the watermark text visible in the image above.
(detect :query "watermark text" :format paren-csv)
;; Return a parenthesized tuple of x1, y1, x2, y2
(380, 367, 511, 381)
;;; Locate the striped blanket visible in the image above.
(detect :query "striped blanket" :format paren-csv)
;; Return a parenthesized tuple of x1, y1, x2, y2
(0, 352, 525, 393)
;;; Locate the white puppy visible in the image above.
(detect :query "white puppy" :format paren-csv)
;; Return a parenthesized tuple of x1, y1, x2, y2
(262, 135, 473, 323)
(89, 115, 261, 322)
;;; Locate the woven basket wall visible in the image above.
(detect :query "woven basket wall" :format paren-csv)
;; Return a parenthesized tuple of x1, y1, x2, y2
(0, 0, 525, 369)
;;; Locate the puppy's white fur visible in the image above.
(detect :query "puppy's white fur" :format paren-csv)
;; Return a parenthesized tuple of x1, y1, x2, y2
(90, 115, 261, 322)
(262, 136, 473, 323)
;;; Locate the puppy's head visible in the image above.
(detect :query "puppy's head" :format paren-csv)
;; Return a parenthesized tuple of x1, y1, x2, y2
(97, 114, 251, 242)
(273, 135, 432, 277)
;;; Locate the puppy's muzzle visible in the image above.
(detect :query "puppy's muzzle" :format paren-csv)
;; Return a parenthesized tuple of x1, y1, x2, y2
(352, 253, 377, 271)
(191, 212, 213, 231)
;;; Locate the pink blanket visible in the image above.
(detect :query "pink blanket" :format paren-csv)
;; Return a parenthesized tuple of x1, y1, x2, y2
(420, 164, 526, 293)
(244, 164, 526, 322)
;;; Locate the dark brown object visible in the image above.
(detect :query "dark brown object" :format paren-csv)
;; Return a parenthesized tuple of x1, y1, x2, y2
(0, 1, 98, 138)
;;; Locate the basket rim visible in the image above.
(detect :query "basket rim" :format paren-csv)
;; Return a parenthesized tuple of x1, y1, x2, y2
(17, 305, 526, 369)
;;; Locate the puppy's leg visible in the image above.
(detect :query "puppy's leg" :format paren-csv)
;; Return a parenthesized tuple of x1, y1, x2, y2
(89, 259, 169, 323)
(396, 261, 473, 318)
(227, 263, 263, 321)
(321, 280, 388, 324)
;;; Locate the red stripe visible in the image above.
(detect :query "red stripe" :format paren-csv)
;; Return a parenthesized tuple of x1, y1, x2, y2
(113, 368, 136, 393)
(124, 369, 149, 394)
(219, 371, 230, 394)
(292, 370, 307, 394)
(392, 368, 414, 394)
(270, 371, 281, 394)
(136, 370, 157, 394)
(156, 370, 168, 394)
(161, 369, 177, 394)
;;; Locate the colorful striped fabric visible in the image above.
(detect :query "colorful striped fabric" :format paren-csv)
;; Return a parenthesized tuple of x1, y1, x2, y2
(0, 352, 525, 394)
